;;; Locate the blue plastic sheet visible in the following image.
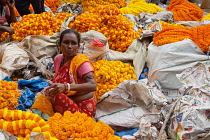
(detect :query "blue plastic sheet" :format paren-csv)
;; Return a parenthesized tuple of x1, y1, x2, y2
(18, 89, 35, 111)
(114, 128, 138, 138)
(2, 76, 12, 81)
(18, 78, 50, 92)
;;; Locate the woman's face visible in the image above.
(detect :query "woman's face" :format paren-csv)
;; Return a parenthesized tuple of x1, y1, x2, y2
(60, 32, 79, 58)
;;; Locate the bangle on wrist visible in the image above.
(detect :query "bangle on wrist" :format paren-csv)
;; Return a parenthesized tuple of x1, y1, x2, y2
(67, 83, 71, 91)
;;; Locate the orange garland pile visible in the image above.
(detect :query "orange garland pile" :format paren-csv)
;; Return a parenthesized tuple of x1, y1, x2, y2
(0, 81, 21, 110)
(45, 0, 60, 13)
(69, 5, 141, 52)
(0, 32, 11, 42)
(0, 108, 58, 140)
(93, 60, 137, 99)
(166, 0, 203, 21)
(11, 12, 74, 41)
(47, 111, 121, 140)
(153, 22, 210, 53)
(81, 0, 126, 11)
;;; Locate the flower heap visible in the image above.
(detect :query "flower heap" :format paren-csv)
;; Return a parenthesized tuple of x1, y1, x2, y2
(0, 108, 58, 140)
(11, 12, 74, 41)
(0, 32, 11, 42)
(81, 0, 126, 11)
(202, 13, 210, 21)
(44, 0, 60, 13)
(47, 111, 121, 140)
(93, 60, 137, 99)
(120, 0, 163, 16)
(69, 5, 141, 52)
(153, 21, 210, 53)
(60, 0, 81, 4)
(166, 0, 203, 21)
(0, 81, 21, 110)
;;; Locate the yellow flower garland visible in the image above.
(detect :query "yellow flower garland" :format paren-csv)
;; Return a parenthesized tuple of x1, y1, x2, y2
(93, 60, 137, 99)
(0, 108, 58, 140)
(0, 81, 21, 110)
(47, 111, 121, 140)
(120, 0, 163, 16)
(69, 5, 141, 52)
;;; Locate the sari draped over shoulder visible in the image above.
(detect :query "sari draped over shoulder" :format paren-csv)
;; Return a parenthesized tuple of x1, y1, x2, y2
(32, 54, 96, 117)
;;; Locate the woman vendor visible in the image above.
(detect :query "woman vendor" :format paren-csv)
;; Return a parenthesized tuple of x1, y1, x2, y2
(35, 29, 96, 117)
(0, 0, 16, 34)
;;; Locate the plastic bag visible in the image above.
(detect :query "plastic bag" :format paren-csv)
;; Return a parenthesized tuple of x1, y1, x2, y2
(18, 89, 35, 111)
(18, 78, 50, 92)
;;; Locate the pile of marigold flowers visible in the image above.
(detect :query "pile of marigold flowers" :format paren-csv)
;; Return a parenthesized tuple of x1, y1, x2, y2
(69, 5, 141, 52)
(81, 0, 126, 11)
(45, 0, 60, 13)
(93, 60, 137, 99)
(0, 32, 11, 42)
(60, 0, 81, 4)
(153, 22, 210, 53)
(166, 0, 203, 21)
(120, 0, 163, 16)
(47, 111, 121, 140)
(11, 12, 74, 41)
(0, 108, 58, 140)
(0, 81, 21, 110)
(202, 13, 210, 21)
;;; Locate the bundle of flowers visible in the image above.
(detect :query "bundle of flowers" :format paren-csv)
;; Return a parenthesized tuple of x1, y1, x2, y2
(0, 108, 58, 140)
(166, 0, 203, 21)
(47, 111, 121, 140)
(44, 0, 60, 13)
(0, 32, 11, 43)
(120, 0, 163, 16)
(60, 0, 81, 4)
(11, 12, 74, 41)
(81, 0, 126, 11)
(93, 60, 137, 99)
(202, 13, 210, 21)
(69, 5, 141, 52)
(153, 22, 210, 53)
(0, 81, 21, 110)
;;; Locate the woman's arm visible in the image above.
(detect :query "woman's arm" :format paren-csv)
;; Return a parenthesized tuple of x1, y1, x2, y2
(6, 0, 17, 24)
(0, 25, 14, 34)
(45, 71, 96, 95)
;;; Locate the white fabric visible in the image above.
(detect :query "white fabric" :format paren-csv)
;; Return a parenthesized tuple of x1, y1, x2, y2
(146, 39, 209, 89)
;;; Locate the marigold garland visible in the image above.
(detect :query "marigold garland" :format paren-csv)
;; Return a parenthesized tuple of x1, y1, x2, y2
(47, 111, 121, 140)
(93, 60, 137, 99)
(60, 0, 81, 4)
(120, 0, 163, 16)
(0, 108, 58, 140)
(0, 32, 11, 42)
(153, 22, 210, 53)
(0, 81, 21, 110)
(69, 5, 141, 52)
(202, 13, 210, 21)
(81, 0, 126, 11)
(10, 12, 74, 41)
(44, 0, 60, 13)
(166, 0, 203, 21)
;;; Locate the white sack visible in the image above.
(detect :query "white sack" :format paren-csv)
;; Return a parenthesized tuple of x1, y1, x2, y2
(20, 33, 60, 59)
(96, 80, 157, 128)
(0, 42, 29, 80)
(146, 39, 209, 89)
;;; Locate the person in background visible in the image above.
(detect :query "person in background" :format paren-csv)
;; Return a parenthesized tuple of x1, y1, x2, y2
(0, 0, 16, 34)
(33, 29, 97, 117)
(14, 0, 45, 16)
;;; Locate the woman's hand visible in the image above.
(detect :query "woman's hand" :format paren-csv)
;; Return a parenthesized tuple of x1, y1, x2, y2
(45, 83, 66, 95)
(0, 26, 14, 34)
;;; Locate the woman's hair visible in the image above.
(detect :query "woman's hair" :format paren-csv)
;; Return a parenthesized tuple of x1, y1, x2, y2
(59, 29, 81, 44)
